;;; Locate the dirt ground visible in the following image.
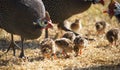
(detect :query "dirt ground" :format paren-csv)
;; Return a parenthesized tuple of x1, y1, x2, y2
(0, 3, 120, 70)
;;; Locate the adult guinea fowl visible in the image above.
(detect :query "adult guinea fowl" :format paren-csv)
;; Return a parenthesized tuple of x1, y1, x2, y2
(42, 0, 105, 37)
(104, 0, 120, 22)
(0, 0, 53, 58)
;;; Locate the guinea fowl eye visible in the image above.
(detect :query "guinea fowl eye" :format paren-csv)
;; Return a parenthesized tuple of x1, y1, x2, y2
(114, 6, 117, 9)
(44, 21, 48, 24)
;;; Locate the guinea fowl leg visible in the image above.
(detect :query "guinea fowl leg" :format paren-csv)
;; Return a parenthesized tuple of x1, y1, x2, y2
(5, 33, 21, 56)
(19, 37, 25, 58)
(45, 28, 48, 38)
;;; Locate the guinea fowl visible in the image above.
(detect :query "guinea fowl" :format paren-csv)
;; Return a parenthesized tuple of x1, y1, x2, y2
(0, 0, 53, 58)
(95, 21, 106, 35)
(74, 35, 88, 56)
(104, 0, 120, 22)
(70, 19, 82, 33)
(42, 0, 105, 36)
(106, 28, 120, 46)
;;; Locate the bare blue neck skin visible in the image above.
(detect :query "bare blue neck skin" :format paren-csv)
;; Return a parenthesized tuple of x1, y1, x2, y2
(114, 2, 120, 16)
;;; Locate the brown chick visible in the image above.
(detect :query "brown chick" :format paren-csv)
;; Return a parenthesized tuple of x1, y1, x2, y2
(55, 38, 74, 58)
(95, 21, 106, 35)
(40, 38, 55, 59)
(62, 31, 76, 41)
(106, 28, 120, 46)
(70, 19, 82, 33)
(74, 35, 88, 56)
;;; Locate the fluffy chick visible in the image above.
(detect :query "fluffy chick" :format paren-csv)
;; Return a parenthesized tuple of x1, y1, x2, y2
(62, 31, 76, 41)
(70, 19, 82, 33)
(95, 21, 106, 35)
(106, 28, 120, 46)
(55, 38, 74, 58)
(74, 35, 88, 56)
(40, 38, 55, 58)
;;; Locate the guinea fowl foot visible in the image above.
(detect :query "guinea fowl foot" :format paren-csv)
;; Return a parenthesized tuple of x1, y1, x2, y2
(6, 42, 16, 56)
(19, 52, 25, 58)
(5, 34, 21, 56)
(19, 37, 25, 58)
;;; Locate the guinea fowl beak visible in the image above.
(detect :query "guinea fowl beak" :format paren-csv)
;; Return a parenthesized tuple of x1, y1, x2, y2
(103, 10, 114, 19)
(103, 10, 108, 13)
(45, 11, 53, 29)
(46, 20, 53, 29)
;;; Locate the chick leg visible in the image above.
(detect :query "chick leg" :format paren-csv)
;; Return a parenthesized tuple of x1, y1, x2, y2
(79, 49, 82, 55)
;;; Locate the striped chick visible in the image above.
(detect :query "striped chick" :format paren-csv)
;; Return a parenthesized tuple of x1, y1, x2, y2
(55, 38, 74, 58)
(74, 35, 88, 56)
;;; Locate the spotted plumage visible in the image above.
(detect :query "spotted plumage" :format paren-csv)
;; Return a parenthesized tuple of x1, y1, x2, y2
(55, 38, 74, 58)
(74, 35, 88, 56)
(62, 31, 76, 41)
(40, 38, 55, 58)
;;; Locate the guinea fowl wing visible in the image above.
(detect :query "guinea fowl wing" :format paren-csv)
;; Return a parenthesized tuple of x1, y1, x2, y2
(0, 0, 46, 39)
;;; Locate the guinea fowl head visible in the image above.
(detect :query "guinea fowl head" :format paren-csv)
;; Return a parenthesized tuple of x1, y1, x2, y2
(33, 11, 53, 29)
(103, 0, 120, 18)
